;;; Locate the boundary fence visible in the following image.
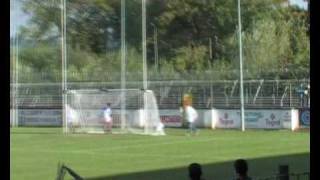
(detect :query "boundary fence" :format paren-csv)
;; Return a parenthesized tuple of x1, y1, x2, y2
(10, 79, 309, 109)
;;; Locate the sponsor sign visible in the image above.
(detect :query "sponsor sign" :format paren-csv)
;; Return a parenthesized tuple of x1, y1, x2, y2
(215, 110, 240, 128)
(159, 110, 182, 127)
(13, 108, 298, 130)
(213, 109, 294, 129)
(160, 115, 182, 127)
(242, 111, 263, 128)
(19, 109, 62, 126)
(245, 112, 263, 122)
(219, 113, 235, 126)
(282, 111, 292, 122)
(264, 113, 281, 129)
(299, 109, 310, 127)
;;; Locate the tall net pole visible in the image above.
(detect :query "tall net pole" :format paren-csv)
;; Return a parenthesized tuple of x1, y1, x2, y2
(142, 0, 148, 133)
(61, 0, 68, 133)
(121, 0, 126, 130)
(237, 0, 245, 131)
(142, 0, 147, 90)
(11, 25, 15, 127)
(15, 30, 19, 127)
(153, 25, 158, 72)
(209, 37, 213, 109)
(11, 0, 19, 127)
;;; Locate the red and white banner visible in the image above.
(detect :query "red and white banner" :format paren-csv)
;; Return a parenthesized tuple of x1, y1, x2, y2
(159, 110, 182, 127)
(159, 110, 212, 128)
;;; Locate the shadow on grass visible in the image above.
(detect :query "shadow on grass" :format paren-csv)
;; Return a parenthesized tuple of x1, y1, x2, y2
(85, 153, 309, 180)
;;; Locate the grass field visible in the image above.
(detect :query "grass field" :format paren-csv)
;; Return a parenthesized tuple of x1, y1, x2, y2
(10, 127, 309, 180)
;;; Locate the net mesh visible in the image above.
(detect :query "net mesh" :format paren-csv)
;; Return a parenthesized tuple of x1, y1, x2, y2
(65, 89, 164, 135)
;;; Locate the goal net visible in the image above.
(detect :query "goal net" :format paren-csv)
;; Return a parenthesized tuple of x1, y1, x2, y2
(64, 89, 165, 135)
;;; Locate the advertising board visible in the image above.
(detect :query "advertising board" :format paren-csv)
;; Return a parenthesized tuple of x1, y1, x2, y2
(299, 108, 310, 127)
(19, 109, 62, 126)
(15, 109, 184, 127)
(12, 108, 299, 130)
(213, 110, 241, 128)
(160, 115, 182, 127)
(212, 109, 297, 129)
(159, 110, 212, 128)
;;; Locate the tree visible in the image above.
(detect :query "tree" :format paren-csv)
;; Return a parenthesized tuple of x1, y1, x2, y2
(242, 7, 309, 79)
(16, 0, 309, 82)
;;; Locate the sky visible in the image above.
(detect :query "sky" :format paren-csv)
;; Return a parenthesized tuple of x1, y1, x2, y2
(10, 0, 308, 37)
(10, 0, 28, 37)
(290, 0, 308, 9)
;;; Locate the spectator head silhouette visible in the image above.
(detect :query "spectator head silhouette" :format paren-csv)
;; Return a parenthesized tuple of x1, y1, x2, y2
(234, 159, 249, 179)
(188, 163, 203, 180)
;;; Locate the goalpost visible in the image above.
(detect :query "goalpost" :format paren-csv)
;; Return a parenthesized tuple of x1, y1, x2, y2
(64, 89, 164, 135)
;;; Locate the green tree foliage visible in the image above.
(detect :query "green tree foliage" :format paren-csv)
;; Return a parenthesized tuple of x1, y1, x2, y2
(173, 45, 208, 73)
(156, 0, 237, 59)
(242, 7, 309, 79)
(13, 0, 309, 82)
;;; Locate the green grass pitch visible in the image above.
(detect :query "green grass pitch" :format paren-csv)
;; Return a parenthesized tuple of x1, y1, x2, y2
(10, 127, 309, 180)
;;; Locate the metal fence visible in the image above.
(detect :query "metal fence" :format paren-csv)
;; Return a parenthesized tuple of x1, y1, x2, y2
(10, 79, 310, 109)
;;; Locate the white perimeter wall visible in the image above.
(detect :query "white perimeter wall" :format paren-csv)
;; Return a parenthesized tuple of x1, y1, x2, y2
(158, 109, 299, 130)
(11, 109, 299, 130)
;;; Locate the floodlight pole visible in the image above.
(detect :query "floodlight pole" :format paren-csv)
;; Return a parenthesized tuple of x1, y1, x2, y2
(15, 31, 19, 127)
(142, 0, 147, 90)
(61, 0, 68, 133)
(14, 22, 19, 127)
(11, 0, 19, 127)
(151, 23, 158, 73)
(142, 0, 148, 133)
(208, 37, 213, 109)
(237, 0, 245, 131)
(121, 0, 126, 130)
(11, 0, 14, 127)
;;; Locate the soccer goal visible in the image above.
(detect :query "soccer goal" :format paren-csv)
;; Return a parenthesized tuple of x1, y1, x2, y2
(64, 89, 165, 135)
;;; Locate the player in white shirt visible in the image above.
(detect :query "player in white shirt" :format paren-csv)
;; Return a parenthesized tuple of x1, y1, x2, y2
(66, 104, 79, 133)
(185, 105, 198, 135)
(103, 103, 112, 133)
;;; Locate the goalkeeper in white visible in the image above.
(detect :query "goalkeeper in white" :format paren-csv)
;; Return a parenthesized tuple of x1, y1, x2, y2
(103, 103, 112, 133)
(185, 104, 199, 135)
(66, 104, 78, 133)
